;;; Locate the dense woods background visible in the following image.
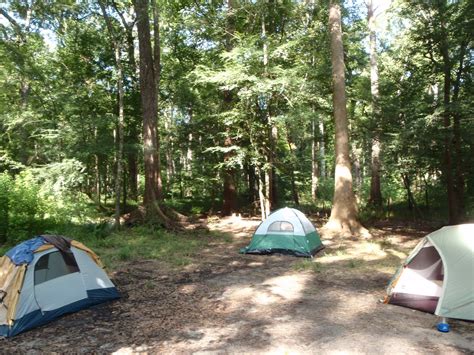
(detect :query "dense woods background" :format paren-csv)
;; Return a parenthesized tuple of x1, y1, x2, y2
(0, 0, 472, 244)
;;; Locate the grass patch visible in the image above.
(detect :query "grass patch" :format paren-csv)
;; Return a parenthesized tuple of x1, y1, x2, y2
(85, 226, 225, 270)
(0, 224, 231, 271)
(293, 259, 324, 273)
(347, 259, 363, 268)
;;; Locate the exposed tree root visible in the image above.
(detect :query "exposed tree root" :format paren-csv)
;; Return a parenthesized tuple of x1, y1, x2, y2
(322, 217, 371, 240)
(120, 204, 207, 231)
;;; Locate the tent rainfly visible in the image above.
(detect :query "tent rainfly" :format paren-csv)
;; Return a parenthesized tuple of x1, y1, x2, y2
(385, 224, 474, 321)
(0, 235, 119, 337)
(240, 207, 324, 257)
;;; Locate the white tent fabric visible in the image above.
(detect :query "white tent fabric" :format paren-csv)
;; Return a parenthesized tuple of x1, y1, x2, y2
(428, 224, 474, 319)
(254, 208, 315, 236)
(14, 247, 115, 321)
(387, 224, 474, 321)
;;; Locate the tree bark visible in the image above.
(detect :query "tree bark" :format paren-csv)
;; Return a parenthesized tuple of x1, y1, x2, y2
(451, 41, 467, 222)
(367, 0, 382, 206)
(98, 0, 125, 229)
(311, 116, 319, 202)
(221, 0, 237, 216)
(324, 0, 367, 238)
(439, 15, 458, 225)
(152, 0, 163, 201)
(285, 128, 300, 206)
(261, 15, 277, 213)
(134, 0, 162, 219)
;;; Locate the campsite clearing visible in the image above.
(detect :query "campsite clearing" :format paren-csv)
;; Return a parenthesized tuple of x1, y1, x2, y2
(1, 217, 473, 353)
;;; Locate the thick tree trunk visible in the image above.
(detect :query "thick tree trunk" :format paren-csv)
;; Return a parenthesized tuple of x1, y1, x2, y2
(324, 0, 367, 238)
(367, 0, 382, 207)
(134, 0, 162, 218)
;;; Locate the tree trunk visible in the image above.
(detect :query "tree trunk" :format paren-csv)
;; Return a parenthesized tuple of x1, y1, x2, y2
(324, 0, 367, 238)
(286, 129, 300, 206)
(311, 116, 319, 202)
(261, 16, 277, 212)
(247, 163, 257, 207)
(98, 0, 125, 229)
(367, 0, 383, 207)
(256, 165, 268, 221)
(221, 0, 237, 216)
(134, 0, 162, 219)
(127, 149, 138, 201)
(152, 0, 163, 201)
(222, 133, 237, 216)
(164, 110, 175, 190)
(319, 119, 326, 178)
(452, 41, 467, 222)
(440, 22, 457, 225)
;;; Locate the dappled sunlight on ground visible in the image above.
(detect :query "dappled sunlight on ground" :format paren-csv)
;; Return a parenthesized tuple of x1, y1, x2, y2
(1, 218, 473, 353)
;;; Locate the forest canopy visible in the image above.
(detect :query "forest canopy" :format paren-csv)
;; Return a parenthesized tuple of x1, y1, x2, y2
(0, 0, 472, 243)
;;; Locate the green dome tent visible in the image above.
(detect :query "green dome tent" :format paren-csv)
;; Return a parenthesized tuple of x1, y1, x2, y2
(385, 224, 474, 321)
(240, 207, 324, 257)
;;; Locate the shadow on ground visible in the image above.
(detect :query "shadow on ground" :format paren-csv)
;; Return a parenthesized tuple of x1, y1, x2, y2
(1, 218, 473, 354)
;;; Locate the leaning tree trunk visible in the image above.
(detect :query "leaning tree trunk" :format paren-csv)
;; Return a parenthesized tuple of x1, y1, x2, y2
(324, 0, 367, 238)
(367, 0, 382, 207)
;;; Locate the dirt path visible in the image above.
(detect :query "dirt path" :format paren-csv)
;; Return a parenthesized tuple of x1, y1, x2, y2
(1, 217, 473, 354)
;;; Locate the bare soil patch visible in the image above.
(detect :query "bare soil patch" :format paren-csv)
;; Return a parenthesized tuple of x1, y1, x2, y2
(1, 216, 473, 354)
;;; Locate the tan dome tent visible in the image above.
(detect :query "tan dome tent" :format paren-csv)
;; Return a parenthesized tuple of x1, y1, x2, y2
(385, 224, 474, 321)
(0, 235, 119, 337)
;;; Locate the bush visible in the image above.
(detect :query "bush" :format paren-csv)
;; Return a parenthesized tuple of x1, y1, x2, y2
(0, 163, 97, 246)
(0, 174, 12, 244)
(1, 171, 45, 244)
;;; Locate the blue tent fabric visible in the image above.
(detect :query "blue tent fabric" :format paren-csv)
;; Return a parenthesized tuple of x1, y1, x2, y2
(5, 236, 46, 265)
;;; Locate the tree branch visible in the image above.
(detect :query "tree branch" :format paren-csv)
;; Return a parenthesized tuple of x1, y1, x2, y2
(0, 8, 24, 38)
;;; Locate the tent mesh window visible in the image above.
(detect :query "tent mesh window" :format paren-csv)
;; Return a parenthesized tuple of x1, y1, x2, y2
(34, 251, 80, 285)
(268, 221, 294, 233)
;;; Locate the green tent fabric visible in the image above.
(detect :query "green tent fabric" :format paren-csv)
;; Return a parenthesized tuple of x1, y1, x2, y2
(385, 224, 474, 321)
(240, 207, 324, 257)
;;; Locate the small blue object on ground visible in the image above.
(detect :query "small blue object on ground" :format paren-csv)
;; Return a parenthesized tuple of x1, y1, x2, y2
(437, 322, 450, 332)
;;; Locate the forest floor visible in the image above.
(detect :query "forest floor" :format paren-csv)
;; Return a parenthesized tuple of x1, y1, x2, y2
(1, 217, 473, 354)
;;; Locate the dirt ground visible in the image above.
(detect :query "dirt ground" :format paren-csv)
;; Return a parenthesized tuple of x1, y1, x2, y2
(1, 217, 473, 354)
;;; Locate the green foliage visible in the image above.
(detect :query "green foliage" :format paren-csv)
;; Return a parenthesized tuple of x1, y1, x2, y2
(0, 173, 12, 243)
(0, 0, 472, 227)
(3, 171, 44, 243)
(0, 167, 100, 245)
